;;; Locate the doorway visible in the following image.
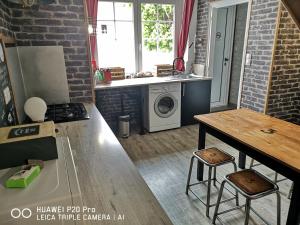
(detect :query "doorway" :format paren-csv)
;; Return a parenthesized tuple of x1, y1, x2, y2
(207, 0, 250, 109)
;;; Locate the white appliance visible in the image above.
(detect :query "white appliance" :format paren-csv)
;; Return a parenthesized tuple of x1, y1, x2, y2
(0, 137, 84, 225)
(144, 83, 181, 132)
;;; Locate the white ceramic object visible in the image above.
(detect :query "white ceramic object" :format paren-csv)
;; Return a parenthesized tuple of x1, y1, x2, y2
(193, 64, 205, 76)
(24, 97, 47, 122)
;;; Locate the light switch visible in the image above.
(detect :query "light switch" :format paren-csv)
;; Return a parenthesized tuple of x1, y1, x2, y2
(3, 87, 11, 104)
(245, 53, 252, 66)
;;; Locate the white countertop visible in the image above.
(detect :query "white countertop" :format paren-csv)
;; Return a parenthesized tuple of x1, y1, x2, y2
(94, 75, 212, 90)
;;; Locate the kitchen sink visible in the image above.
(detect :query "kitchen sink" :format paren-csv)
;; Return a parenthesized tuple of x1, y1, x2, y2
(166, 74, 201, 80)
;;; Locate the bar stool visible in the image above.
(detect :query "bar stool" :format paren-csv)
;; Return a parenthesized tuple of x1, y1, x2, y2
(250, 159, 285, 183)
(250, 158, 293, 198)
(186, 147, 239, 217)
(213, 169, 281, 225)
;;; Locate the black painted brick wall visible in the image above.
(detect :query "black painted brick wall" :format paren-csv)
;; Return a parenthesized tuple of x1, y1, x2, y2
(0, 1, 13, 37)
(6, 0, 93, 103)
(195, 0, 280, 112)
(267, 5, 300, 124)
(95, 87, 141, 134)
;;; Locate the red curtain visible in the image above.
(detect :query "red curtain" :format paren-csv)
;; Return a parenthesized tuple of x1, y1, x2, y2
(176, 0, 195, 71)
(86, 0, 98, 71)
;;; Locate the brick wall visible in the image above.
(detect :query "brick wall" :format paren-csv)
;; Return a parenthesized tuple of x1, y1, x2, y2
(267, 5, 300, 124)
(194, 0, 208, 65)
(6, 0, 93, 103)
(0, 1, 13, 37)
(195, 0, 280, 112)
(95, 87, 141, 134)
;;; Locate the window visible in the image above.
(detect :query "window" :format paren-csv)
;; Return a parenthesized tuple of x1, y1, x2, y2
(141, 3, 175, 71)
(97, 0, 181, 74)
(97, 2, 136, 73)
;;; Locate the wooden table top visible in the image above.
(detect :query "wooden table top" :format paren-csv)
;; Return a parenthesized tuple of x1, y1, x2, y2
(194, 109, 300, 173)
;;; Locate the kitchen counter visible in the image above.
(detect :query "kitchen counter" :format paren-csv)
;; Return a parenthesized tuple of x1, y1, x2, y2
(55, 104, 173, 225)
(94, 75, 212, 90)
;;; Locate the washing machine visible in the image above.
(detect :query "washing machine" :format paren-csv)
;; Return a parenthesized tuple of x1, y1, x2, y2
(144, 83, 181, 132)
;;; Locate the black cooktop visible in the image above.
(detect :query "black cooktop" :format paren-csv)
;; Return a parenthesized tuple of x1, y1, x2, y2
(45, 103, 90, 123)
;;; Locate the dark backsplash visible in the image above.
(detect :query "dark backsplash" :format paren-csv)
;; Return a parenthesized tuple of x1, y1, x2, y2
(95, 87, 142, 135)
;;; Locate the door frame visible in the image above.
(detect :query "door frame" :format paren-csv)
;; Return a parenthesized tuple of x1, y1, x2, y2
(206, 0, 252, 108)
(209, 6, 236, 107)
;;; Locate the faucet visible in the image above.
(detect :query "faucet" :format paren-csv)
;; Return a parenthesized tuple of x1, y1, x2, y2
(172, 57, 185, 76)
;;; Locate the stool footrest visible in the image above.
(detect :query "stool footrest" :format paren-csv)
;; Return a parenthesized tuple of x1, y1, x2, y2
(215, 206, 273, 225)
(188, 188, 237, 208)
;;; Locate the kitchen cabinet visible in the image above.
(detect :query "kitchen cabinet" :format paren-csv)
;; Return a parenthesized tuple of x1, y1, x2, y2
(181, 80, 212, 126)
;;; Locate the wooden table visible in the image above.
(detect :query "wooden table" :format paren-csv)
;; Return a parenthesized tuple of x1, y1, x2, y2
(194, 109, 300, 225)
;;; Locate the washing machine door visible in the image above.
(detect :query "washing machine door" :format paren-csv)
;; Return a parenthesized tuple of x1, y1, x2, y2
(154, 93, 178, 118)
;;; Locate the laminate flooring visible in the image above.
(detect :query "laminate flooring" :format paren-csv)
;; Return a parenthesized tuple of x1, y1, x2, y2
(120, 125, 293, 225)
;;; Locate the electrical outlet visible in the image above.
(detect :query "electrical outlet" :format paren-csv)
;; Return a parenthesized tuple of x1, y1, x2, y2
(3, 87, 11, 104)
(245, 53, 252, 66)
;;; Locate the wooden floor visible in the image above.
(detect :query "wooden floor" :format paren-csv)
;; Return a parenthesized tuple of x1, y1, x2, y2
(119, 125, 293, 225)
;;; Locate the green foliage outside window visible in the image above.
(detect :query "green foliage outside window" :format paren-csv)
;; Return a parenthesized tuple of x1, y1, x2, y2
(141, 4, 174, 52)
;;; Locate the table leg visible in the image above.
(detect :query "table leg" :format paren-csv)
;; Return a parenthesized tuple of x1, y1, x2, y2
(286, 181, 300, 225)
(238, 152, 246, 169)
(197, 124, 206, 181)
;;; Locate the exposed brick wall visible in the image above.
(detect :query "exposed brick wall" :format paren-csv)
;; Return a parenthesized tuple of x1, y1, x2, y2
(194, 0, 208, 65)
(267, 5, 300, 124)
(95, 87, 141, 134)
(195, 0, 280, 112)
(241, 0, 279, 112)
(6, 0, 93, 103)
(0, 1, 14, 38)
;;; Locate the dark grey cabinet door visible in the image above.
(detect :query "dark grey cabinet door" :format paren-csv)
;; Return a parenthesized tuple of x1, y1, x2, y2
(181, 80, 212, 126)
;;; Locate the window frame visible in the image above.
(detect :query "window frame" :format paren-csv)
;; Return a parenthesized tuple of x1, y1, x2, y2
(97, 0, 183, 73)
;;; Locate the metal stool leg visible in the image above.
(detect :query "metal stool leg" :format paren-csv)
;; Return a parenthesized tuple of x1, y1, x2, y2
(274, 172, 278, 183)
(276, 191, 281, 225)
(288, 183, 293, 199)
(206, 166, 212, 217)
(250, 158, 255, 168)
(186, 156, 195, 194)
(233, 162, 239, 206)
(244, 199, 251, 225)
(212, 180, 226, 224)
(213, 167, 217, 187)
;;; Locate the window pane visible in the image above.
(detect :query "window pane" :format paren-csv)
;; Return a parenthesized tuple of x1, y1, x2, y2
(158, 39, 173, 53)
(141, 3, 175, 72)
(98, 22, 135, 73)
(158, 22, 173, 39)
(157, 4, 174, 21)
(98, 2, 114, 20)
(115, 2, 133, 21)
(142, 22, 157, 39)
(144, 39, 157, 51)
(141, 3, 157, 21)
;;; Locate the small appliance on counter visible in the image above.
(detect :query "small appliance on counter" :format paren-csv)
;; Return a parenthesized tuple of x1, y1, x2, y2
(0, 122, 58, 170)
(44, 103, 90, 123)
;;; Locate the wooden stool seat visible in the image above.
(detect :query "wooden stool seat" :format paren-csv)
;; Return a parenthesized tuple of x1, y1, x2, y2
(227, 169, 275, 196)
(194, 148, 234, 165)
